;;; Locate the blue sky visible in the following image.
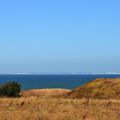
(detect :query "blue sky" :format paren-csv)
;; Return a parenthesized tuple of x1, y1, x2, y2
(0, 0, 120, 73)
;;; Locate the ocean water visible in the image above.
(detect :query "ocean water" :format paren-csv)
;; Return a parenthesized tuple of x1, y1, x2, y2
(0, 74, 120, 90)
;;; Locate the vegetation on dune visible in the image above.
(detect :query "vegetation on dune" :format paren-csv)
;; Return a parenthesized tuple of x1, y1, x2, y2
(0, 81, 21, 97)
(66, 78, 120, 99)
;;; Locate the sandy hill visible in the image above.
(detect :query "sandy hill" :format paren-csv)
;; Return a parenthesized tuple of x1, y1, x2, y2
(66, 78, 120, 99)
(21, 89, 71, 97)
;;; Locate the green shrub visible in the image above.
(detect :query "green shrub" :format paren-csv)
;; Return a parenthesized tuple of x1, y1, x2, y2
(0, 81, 21, 97)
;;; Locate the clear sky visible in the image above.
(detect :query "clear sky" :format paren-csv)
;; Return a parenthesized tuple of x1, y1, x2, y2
(0, 0, 120, 73)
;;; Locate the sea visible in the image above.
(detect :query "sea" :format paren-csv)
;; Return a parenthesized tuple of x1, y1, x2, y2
(0, 74, 120, 90)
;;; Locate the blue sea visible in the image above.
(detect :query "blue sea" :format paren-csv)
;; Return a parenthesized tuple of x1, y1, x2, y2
(0, 74, 120, 90)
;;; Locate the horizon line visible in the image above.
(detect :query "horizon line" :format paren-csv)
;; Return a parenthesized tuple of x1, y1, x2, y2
(0, 72, 120, 75)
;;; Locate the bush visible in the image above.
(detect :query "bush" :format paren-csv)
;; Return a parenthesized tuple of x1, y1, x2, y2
(0, 81, 21, 97)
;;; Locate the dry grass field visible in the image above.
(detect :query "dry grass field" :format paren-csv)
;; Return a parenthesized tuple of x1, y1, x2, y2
(0, 96, 120, 120)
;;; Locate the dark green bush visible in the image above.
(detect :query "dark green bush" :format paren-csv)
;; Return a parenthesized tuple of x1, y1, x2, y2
(0, 81, 21, 97)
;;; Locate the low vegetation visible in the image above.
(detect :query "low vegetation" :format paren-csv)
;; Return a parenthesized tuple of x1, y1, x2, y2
(0, 81, 21, 97)
(0, 97, 120, 120)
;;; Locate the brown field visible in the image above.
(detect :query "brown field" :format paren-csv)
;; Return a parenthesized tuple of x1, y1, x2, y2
(0, 95, 120, 120)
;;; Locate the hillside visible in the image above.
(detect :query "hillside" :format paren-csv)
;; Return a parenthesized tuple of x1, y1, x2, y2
(66, 78, 120, 99)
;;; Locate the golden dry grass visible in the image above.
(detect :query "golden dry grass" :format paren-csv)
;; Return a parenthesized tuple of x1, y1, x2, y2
(66, 78, 120, 99)
(0, 96, 120, 120)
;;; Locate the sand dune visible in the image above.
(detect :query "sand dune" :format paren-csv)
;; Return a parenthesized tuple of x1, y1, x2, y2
(21, 89, 71, 97)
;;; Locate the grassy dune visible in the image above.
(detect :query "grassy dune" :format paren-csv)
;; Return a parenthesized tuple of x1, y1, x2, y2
(66, 78, 120, 99)
(1, 78, 120, 120)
